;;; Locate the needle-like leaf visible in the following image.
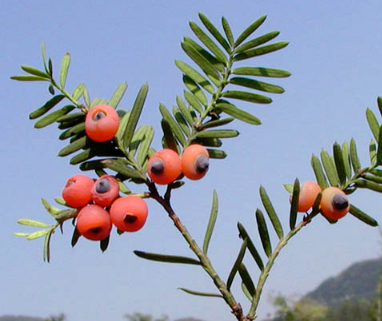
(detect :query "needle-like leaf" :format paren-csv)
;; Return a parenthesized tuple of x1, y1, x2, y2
(238, 263, 256, 298)
(233, 67, 291, 78)
(196, 129, 239, 139)
(198, 13, 230, 53)
(235, 31, 280, 54)
(160, 103, 186, 146)
(226, 239, 247, 290)
(350, 138, 362, 173)
(349, 204, 378, 226)
(29, 95, 66, 119)
(256, 209, 272, 257)
(221, 17, 234, 46)
(203, 190, 218, 255)
(341, 141, 352, 179)
(189, 21, 227, 63)
(179, 288, 223, 298)
(233, 42, 289, 61)
(237, 222, 264, 270)
(229, 77, 284, 94)
(320, 150, 339, 186)
(333, 142, 347, 186)
(183, 75, 208, 107)
(121, 84, 148, 151)
(175, 60, 215, 94)
(366, 108, 380, 142)
(221, 90, 272, 104)
(134, 251, 201, 265)
(259, 186, 284, 239)
(59, 53, 70, 88)
(234, 15, 267, 47)
(289, 178, 300, 230)
(108, 82, 128, 109)
(215, 102, 261, 125)
(21, 65, 50, 79)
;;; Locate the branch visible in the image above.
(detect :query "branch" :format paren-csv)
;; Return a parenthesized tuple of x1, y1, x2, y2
(148, 183, 246, 320)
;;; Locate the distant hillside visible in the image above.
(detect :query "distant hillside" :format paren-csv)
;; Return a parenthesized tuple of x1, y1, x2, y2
(305, 257, 382, 306)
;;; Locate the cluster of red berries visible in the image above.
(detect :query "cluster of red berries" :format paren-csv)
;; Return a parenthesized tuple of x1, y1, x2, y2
(68, 104, 209, 242)
(292, 181, 350, 221)
(147, 144, 210, 185)
(83, 104, 210, 186)
(62, 174, 148, 241)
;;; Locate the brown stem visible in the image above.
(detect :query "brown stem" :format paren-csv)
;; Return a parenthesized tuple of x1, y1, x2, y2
(148, 183, 247, 320)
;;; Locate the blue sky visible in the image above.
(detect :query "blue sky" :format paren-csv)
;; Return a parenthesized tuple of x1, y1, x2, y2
(3, 1, 382, 320)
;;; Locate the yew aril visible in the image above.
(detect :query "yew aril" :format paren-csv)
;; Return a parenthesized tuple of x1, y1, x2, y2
(181, 144, 209, 180)
(91, 175, 119, 206)
(320, 186, 350, 220)
(62, 174, 94, 208)
(76, 204, 112, 241)
(290, 181, 322, 213)
(146, 149, 182, 185)
(85, 104, 119, 142)
(110, 195, 148, 232)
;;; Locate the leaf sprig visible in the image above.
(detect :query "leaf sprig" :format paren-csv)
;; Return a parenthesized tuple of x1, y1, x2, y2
(14, 198, 78, 262)
(160, 13, 290, 158)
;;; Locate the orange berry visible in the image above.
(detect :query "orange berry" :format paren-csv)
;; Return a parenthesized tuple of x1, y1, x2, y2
(91, 175, 120, 206)
(181, 144, 209, 180)
(290, 181, 322, 213)
(320, 187, 350, 220)
(146, 149, 182, 185)
(62, 174, 94, 208)
(85, 104, 120, 142)
(76, 204, 112, 241)
(110, 195, 148, 232)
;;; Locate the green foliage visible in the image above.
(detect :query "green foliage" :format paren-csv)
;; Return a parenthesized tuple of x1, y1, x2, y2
(266, 294, 376, 321)
(11, 12, 290, 167)
(10, 11, 382, 321)
(305, 102, 382, 227)
(168, 13, 290, 156)
(269, 295, 328, 321)
(325, 299, 377, 321)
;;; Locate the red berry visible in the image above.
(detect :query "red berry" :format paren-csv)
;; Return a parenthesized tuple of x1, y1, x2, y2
(320, 187, 350, 220)
(146, 149, 182, 185)
(76, 205, 112, 241)
(91, 175, 119, 206)
(290, 181, 321, 213)
(181, 144, 209, 180)
(85, 104, 120, 142)
(62, 174, 94, 208)
(110, 195, 148, 232)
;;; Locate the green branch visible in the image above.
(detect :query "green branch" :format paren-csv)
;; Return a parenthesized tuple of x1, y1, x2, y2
(148, 183, 246, 320)
(248, 212, 319, 319)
